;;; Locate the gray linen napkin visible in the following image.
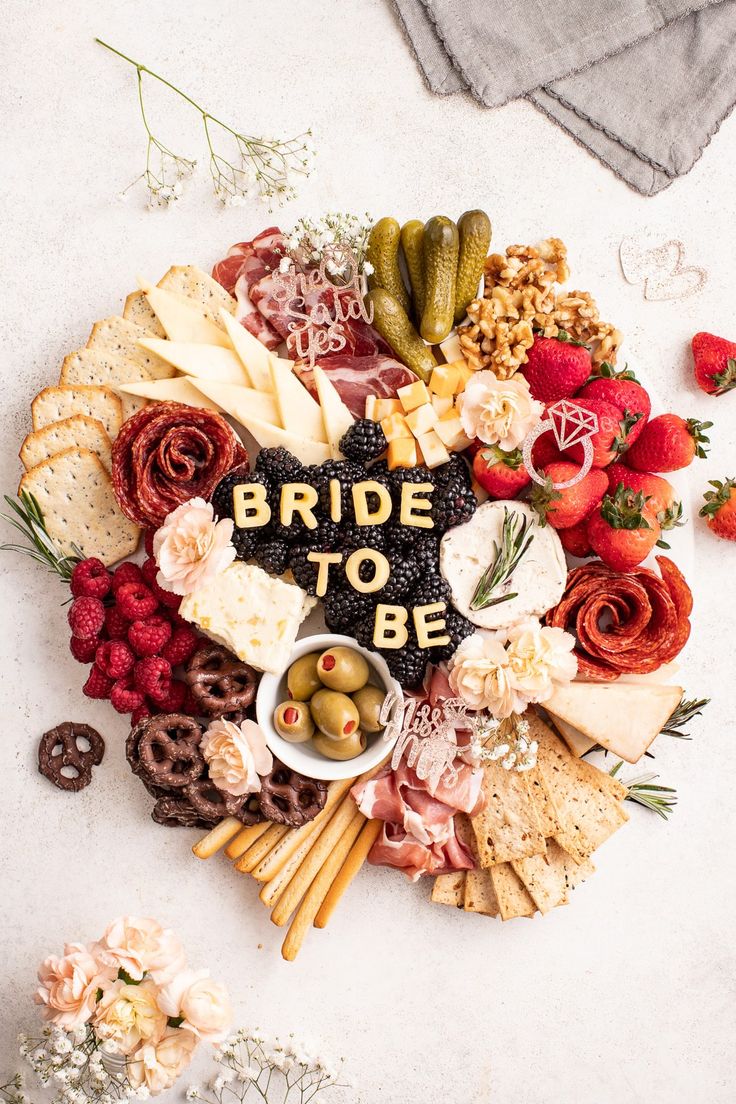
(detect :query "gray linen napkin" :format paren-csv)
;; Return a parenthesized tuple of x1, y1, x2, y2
(393, 0, 736, 194)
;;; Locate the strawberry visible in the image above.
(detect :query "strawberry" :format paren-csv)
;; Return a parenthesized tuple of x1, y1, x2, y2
(530, 462, 608, 529)
(521, 334, 592, 403)
(531, 429, 564, 470)
(606, 463, 683, 543)
(562, 397, 640, 468)
(626, 414, 711, 472)
(691, 332, 736, 396)
(699, 477, 736, 541)
(586, 485, 661, 572)
(558, 521, 593, 558)
(472, 446, 531, 499)
(576, 365, 650, 446)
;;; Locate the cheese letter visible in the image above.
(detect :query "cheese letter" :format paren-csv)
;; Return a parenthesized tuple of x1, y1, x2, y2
(232, 483, 271, 529)
(345, 548, 390, 594)
(352, 480, 392, 526)
(373, 604, 409, 649)
(280, 482, 319, 530)
(400, 482, 434, 528)
(307, 551, 342, 597)
(413, 602, 450, 648)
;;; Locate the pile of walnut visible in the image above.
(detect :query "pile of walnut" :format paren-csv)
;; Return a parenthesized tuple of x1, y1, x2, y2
(458, 238, 622, 378)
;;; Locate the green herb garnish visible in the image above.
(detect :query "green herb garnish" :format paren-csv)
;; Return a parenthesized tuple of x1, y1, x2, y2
(610, 760, 677, 820)
(0, 491, 81, 582)
(470, 507, 534, 611)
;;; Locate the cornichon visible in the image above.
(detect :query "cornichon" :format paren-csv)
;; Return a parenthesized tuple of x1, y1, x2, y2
(365, 287, 437, 383)
(454, 209, 492, 324)
(400, 219, 426, 320)
(420, 215, 459, 345)
(365, 217, 411, 315)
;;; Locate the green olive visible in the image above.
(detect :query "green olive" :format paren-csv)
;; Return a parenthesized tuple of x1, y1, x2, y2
(317, 646, 370, 694)
(273, 701, 315, 743)
(313, 730, 367, 761)
(287, 653, 322, 701)
(309, 689, 360, 741)
(352, 685, 387, 733)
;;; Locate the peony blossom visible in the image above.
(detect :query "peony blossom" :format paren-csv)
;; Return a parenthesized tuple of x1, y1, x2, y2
(127, 1028, 198, 1094)
(35, 943, 116, 1030)
(154, 498, 235, 596)
(200, 718, 273, 797)
(157, 969, 232, 1044)
(505, 621, 577, 703)
(93, 979, 167, 1056)
(448, 632, 519, 718)
(94, 916, 187, 985)
(457, 371, 543, 450)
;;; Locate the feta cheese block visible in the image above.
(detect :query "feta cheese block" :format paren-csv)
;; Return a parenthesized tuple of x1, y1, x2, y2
(179, 563, 315, 674)
(440, 500, 566, 630)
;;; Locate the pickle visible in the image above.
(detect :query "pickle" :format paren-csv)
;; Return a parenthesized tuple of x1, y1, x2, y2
(365, 217, 411, 315)
(420, 216, 459, 345)
(365, 288, 437, 383)
(400, 220, 426, 320)
(454, 209, 492, 324)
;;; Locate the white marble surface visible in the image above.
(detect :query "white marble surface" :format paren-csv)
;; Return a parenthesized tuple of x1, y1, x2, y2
(2, 3, 736, 1102)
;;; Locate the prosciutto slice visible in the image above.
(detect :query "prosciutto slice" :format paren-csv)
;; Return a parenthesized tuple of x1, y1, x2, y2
(369, 821, 475, 883)
(212, 229, 285, 350)
(294, 355, 416, 419)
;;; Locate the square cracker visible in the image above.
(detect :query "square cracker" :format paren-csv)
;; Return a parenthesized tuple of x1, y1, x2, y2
(431, 872, 466, 908)
(20, 415, 112, 472)
(31, 385, 123, 439)
(471, 759, 546, 867)
(123, 290, 166, 337)
(19, 447, 139, 566)
(512, 843, 570, 915)
(158, 265, 236, 316)
(86, 316, 176, 381)
(464, 868, 500, 917)
(489, 864, 536, 921)
(60, 348, 150, 421)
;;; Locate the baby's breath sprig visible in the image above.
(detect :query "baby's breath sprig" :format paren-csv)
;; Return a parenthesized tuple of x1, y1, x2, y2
(284, 212, 374, 275)
(96, 40, 315, 209)
(16, 1025, 134, 1104)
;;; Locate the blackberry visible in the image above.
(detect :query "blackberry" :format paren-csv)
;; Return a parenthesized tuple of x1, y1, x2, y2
(431, 475, 477, 533)
(210, 465, 256, 521)
(303, 518, 342, 551)
(231, 527, 260, 562)
(377, 552, 416, 602)
(288, 544, 343, 595)
(434, 453, 473, 489)
(255, 448, 304, 484)
(316, 459, 364, 520)
(410, 572, 451, 607)
(355, 616, 379, 651)
(339, 419, 387, 462)
(323, 590, 375, 634)
(431, 609, 475, 661)
(254, 539, 290, 576)
(383, 644, 428, 689)
(340, 521, 387, 551)
(388, 464, 435, 504)
(409, 533, 442, 573)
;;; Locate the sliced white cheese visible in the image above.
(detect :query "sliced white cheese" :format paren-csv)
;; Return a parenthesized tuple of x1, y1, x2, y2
(439, 333, 464, 362)
(550, 716, 597, 758)
(313, 366, 354, 458)
(138, 339, 252, 387)
(139, 279, 230, 347)
(545, 682, 683, 764)
(116, 377, 222, 412)
(218, 309, 274, 392)
(269, 357, 327, 443)
(185, 379, 279, 426)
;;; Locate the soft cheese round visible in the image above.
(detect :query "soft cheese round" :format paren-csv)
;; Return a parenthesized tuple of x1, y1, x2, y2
(439, 500, 567, 630)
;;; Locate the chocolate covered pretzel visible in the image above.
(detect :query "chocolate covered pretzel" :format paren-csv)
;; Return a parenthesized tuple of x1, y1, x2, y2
(184, 643, 258, 719)
(38, 722, 105, 792)
(258, 761, 328, 827)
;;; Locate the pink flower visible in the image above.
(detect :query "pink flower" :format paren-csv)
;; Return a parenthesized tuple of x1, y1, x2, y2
(127, 1028, 198, 1094)
(154, 498, 235, 596)
(157, 969, 232, 1044)
(200, 718, 273, 797)
(457, 371, 543, 449)
(94, 917, 186, 985)
(93, 979, 167, 1056)
(34, 943, 116, 1030)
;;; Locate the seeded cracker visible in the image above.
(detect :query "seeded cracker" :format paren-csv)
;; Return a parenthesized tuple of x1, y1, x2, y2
(60, 348, 151, 421)
(31, 386, 123, 440)
(471, 758, 546, 867)
(511, 847, 570, 914)
(86, 316, 176, 381)
(431, 872, 467, 908)
(123, 290, 166, 337)
(489, 864, 536, 920)
(19, 447, 140, 566)
(157, 265, 236, 316)
(20, 415, 112, 472)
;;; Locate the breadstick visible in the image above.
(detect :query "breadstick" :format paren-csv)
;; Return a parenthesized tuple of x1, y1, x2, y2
(192, 817, 242, 859)
(281, 811, 365, 962)
(250, 778, 354, 882)
(270, 796, 361, 927)
(224, 821, 271, 860)
(314, 818, 382, 928)
(234, 823, 289, 874)
(259, 814, 333, 909)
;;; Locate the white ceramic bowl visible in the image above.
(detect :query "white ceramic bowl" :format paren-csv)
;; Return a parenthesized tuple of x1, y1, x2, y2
(256, 634, 403, 781)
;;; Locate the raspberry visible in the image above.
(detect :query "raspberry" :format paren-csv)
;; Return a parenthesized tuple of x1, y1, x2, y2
(128, 615, 172, 658)
(115, 581, 158, 621)
(95, 640, 135, 679)
(70, 635, 99, 664)
(153, 678, 186, 712)
(161, 625, 199, 666)
(70, 558, 112, 599)
(111, 561, 144, 592)
(142, 557, 181, 609)
(83, 664, 114, 700)
(131, 701, 153, 727)
(110, 674, 146, 714)
(144, 529, 156, 558)
(134, 656, 173, 703)
(68, 596, 106, 640)
(105, 605, 129, 639)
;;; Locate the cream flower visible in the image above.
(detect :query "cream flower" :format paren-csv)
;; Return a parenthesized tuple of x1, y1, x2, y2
(157, 969, 232, 1044)
(457, 371, 543, 449)
(505, 621, 578, 703)
(200, 719, 273, 797)
(448, 631, 520, 718)
(153, 498, 235, 596)
(35, 943, 116, 1030)
(127, 1028, 198, 1094)
(93, 980, 167, 1056)
(95, 917, 187, 985)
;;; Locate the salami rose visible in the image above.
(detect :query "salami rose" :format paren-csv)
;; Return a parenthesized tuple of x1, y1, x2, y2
(112, 403, 247, 528)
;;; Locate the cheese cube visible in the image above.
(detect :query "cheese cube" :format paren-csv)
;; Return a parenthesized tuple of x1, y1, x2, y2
(451, 360, 475, 393)
(406, 403, 438, 437)
(431, 394, 454, 417)
(435, 412, 468, 450)
(365, 395, 378, 421)
(429, 364, 460, 398)
(416, 429, 450, 469)
(398, 380, 430, 412)
(381, 412, 412, 442)
(373, 398, 403, 420)
(387, 437, 418, 470)
(439, 334, 464, 362)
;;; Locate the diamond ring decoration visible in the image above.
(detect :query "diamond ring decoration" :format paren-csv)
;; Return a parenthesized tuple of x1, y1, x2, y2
(522, 399, 599, 489)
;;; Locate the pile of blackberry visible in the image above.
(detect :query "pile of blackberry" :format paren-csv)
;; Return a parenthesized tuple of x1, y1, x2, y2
(211, 446, 477, 687)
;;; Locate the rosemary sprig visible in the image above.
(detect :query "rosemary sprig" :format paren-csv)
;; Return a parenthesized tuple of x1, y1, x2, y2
(0, 492, 80, 583)
(610, 760, 677, 819)
(660, 694, 709, 739)
(470, 506, 534, 611)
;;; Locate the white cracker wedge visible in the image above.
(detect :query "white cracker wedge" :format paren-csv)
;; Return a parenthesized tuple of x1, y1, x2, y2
(138, 279, 230, 346)
(60, 348, 151, 421)
(87, 316, 176, 380)
(20, 416, 112, 473)
(219, 308, 275, 393)
(19, 447, 139, 565)
(138, 339, 251, 387)
(123, 290, 166, 337)
(32, 386, 123, 439)
(157, 265, 236, 316)
(117, 377, 222, 412)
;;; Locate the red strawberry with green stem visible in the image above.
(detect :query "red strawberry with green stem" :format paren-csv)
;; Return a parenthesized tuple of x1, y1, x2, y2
(562, 397, 641, 468)
(626, 414, 712, 472)
(586, 484, 661, 572)
(700, 478, 736, 541)
(472, 446, 531, 499)
(606, 462, 684, 546)
(558, 521, 593, 559)
(576, 364, 651, 446)
(521, 333, 592, 403)
(530, 461, 608, 529)
(692, 332, 736, 396)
